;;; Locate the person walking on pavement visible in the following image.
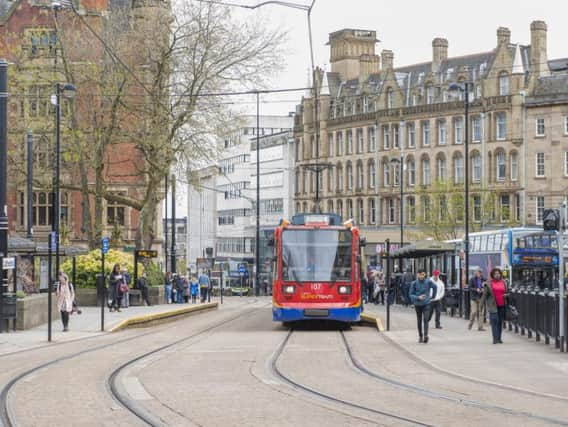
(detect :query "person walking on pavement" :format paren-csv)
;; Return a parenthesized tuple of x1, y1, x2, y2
(428, 270, 445, 329)
(401, 268, 415, 306)
(137, 273, 152, 306)
(481, 267, 508, 344)
(468, 269, 486, 331)
(121, 268, 131, 308)
(409, 269, 437, 344)
(190, 276, 199, 304)
(56, 271, 74, 332)
(164, 272, 172, 304)
(374, 271, 385, 305)
(109, 264, 123, 312)
(175, 274, 185, 303)
(198, 270, 210, 303)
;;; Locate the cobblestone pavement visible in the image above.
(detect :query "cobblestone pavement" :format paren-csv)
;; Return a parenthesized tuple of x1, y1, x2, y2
(3, 298, 568, 426)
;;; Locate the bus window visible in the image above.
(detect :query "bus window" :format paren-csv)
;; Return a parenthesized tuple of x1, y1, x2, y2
(480, 235, 487, 251)
(487, 235, 495, 251)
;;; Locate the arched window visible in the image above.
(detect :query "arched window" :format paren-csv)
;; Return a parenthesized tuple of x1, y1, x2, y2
(336, 163, 344, 191)
(496, 150, 506, 181)
(368, 160, 376, 189)
(472, 152, 481, 182)
(302, 169, 307, 193)
(347, 162, 353, 190)
(437, 155, 447, 181)
(454, 153, 464, 184)
(383, 159, 390, 187)
(499, 72, 510, 96)
(327, 200, 334, 213)
(407, 158, 416, 186)
(356, 162, 364, 189)
(337, 199, 343, 219)
(327, 168, 334, 192)
(295, 170, 300, 194)
(327, 134, 334, 158)
(421, 156, 431, 186)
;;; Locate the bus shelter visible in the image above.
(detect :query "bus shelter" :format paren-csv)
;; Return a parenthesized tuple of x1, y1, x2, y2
(389, 240, 459, 310)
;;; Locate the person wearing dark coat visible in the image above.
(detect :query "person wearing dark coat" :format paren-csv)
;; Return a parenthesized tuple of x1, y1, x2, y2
(109, 264, 123, 312)
(137, 273, 152, 306)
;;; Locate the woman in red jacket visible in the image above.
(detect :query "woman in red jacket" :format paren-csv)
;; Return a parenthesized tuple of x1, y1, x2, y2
(481, 267, 508, 344)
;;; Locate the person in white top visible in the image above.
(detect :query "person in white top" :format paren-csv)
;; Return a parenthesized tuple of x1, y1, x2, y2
(429, 270, 445, 329)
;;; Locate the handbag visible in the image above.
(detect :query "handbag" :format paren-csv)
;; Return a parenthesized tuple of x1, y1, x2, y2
(119, 281, 129, 294)
(505, 304, 519, 321)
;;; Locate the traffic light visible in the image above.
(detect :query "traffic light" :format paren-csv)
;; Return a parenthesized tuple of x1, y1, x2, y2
(542, 209, 560, 231)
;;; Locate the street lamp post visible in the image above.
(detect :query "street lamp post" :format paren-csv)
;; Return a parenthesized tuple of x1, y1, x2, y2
(449, 81, 471, 294)
(48, 82, 76, 342)
(390, 125, 404, 276)
(0, 60, 8, 326)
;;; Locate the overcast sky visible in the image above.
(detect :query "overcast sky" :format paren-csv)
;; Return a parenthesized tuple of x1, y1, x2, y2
(170, 0, 567, 217)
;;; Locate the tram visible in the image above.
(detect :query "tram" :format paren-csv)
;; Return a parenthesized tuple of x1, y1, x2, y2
(271, 213, 364, 323)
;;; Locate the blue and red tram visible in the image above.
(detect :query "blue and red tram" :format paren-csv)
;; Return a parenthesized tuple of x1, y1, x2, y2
(271, 213, 365, 323)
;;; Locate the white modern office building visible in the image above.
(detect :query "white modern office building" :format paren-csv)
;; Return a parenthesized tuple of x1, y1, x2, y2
(214, 115, 294, 264)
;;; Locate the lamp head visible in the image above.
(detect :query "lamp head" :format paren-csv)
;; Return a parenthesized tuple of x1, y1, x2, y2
(62, 83, 76, 99)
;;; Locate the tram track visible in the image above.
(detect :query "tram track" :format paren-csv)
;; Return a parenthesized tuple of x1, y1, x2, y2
(340, 330, 568, 426)
(0, 299, 261, 427)
(107, 301, 266, 427)
(270, 329, 433, 427)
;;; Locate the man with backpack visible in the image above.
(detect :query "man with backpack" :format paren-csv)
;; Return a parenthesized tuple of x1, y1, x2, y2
(198, 271, 210, 303)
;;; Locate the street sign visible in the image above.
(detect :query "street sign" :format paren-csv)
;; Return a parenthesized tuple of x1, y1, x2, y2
(50, 231, 57, 251)
(2, 257, 15, 270)
(135, 250, 158, 258)
(101, 237, 110, 254)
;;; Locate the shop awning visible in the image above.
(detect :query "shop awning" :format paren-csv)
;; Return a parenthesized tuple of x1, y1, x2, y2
(7, 235, 88, 257)
(390, 240, 456, 258)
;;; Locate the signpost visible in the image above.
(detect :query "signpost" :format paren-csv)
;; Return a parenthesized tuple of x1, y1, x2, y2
(239, 263, 247, 297)
(2, 257, 14, 270)
(134, 249, 157, 290)
(101, 237, 109, 332)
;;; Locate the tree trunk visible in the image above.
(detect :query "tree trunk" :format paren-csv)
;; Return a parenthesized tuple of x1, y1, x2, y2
(136, 178, 161, 250)
(79, 159, 95, 249)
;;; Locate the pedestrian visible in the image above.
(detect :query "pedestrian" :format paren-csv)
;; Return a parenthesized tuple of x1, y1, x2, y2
(137, 272, 152, 306)
(109, 264, 123, 312)
(262, 279, 268, 296)
(468, 269, 486, 331)
(184, 277, 190, 303)
(56, 271, 74, 332)
(121, 268, 131, 308)
(428, 270, 445, 329)
(409, 269, 437, 344)
(374, 271, 385, 305)
(190, 276, 199, 303)
(401, 268, 415, 306)
(165, 272, 172, 304)
(175, 274, 185, 303)
(198, 270, 210, 303)
(481, 267, 508, 344)
(361, 273, 369, 303)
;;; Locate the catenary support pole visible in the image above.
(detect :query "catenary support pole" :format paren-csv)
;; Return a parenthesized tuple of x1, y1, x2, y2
(559, 203, 565, 351)
(255, 91, 260, 297)
(27, 130, 33, 239)
(171, 175, 176, 275)
(0, 60, 8, 332)
(386, 239, 391, 331)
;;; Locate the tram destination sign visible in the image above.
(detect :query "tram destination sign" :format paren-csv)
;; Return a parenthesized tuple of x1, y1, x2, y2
(136, 250, 158, 259)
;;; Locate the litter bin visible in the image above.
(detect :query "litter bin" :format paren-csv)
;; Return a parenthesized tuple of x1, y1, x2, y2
(444, 287, 460, 317)
(1, 293, 17, 332)
(96, 274, 106, 308)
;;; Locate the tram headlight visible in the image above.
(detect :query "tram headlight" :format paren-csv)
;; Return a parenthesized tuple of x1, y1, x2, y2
(338, 285, 352, 295)
(282, 285, 295, 294)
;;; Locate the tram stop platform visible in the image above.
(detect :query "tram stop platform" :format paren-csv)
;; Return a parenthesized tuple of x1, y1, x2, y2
(363, 303, 568, 398)
(0, 301, 219, 356)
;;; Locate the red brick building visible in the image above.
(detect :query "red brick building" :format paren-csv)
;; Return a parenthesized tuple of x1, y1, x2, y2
(0, 0, 163, 251)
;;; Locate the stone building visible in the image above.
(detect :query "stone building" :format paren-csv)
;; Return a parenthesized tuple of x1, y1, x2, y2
(294, 23, 568, 263)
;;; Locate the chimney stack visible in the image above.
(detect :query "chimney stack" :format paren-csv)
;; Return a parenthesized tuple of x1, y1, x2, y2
(530, 20, 550, 79)
(432, 38, 448, 73)
(381, 49, 394, 71)
(497, 27, 511, 46)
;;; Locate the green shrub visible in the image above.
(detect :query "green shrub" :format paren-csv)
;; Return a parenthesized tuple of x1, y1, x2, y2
(61, 249, 144, 288)
(144, 261, 164, 287)
(16, 290, 26, 299)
